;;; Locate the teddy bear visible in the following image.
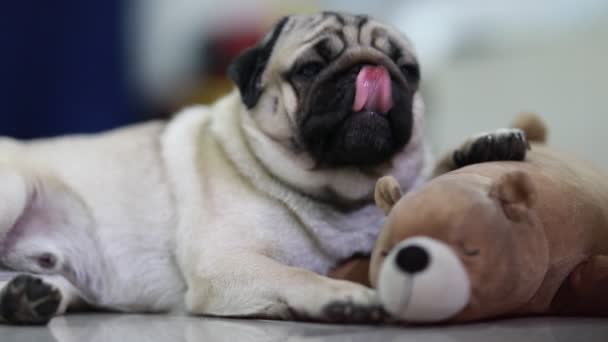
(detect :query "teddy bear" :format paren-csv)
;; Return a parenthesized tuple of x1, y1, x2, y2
(331, 113, 608, 323)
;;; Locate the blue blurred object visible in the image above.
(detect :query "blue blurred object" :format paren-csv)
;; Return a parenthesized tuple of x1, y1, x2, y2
(0, 0, 141, 139)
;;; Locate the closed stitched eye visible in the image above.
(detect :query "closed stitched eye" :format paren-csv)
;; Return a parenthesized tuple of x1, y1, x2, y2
(458, 241, 480, 257)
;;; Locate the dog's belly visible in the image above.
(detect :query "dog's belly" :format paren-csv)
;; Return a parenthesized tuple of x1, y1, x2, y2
(0, 122, 186, 311)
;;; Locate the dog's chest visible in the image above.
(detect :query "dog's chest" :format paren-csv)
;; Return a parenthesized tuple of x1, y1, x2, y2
(166, 103, 387, 276)
(275, 201, 386, 274)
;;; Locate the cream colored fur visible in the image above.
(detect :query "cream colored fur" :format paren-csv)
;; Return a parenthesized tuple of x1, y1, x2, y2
(0, 12, 432, 323)
(0, 89, 429, 322)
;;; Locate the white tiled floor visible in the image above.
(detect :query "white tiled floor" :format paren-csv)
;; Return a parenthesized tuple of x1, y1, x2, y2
(1, 314, 607, 342)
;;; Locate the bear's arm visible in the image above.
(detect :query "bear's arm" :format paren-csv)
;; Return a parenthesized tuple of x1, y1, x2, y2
(550, 255, 608, 316)
(328, 257, 371, 287)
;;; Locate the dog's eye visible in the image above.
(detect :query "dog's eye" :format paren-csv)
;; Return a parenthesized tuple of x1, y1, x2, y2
(294, 62, 324, 79)
(400, 64, 420, 83)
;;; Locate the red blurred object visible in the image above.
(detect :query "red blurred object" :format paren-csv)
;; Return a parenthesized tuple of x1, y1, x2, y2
(188, 22, 266, 104)
(204, 28, 265, 76)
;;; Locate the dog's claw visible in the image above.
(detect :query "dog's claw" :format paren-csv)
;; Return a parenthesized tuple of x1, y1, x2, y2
(454, 128, 529, 168)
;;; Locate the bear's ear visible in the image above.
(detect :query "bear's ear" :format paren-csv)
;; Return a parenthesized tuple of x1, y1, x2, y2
(375, 176, 403, 215)
(227, 16, 289, 109)
(489, 171, 536, 223)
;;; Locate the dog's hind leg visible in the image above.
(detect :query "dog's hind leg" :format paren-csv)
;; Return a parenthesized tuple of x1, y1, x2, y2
(0, 167, 30, 242)
(0, 166, 104, 324)
(0, 274, 86, 325)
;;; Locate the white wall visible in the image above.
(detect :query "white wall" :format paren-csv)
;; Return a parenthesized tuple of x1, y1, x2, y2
(421, 24, 608, 169)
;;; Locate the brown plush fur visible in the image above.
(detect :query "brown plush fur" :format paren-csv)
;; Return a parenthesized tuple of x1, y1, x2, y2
(331, 114, 608, 322)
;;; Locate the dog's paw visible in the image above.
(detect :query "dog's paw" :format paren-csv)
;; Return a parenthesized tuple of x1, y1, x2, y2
(319, 285, 388, 324)
(286, 282, 388, 324)
(322, 300, 389, 324)
(453, 128, 529, 168)
(0, 275, 61, 325)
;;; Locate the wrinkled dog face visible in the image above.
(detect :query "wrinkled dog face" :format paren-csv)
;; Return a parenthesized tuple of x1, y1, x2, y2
(229, 12, 421, 167)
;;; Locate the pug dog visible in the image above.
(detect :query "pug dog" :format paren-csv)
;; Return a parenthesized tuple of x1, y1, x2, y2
(0, 12, 527, 325)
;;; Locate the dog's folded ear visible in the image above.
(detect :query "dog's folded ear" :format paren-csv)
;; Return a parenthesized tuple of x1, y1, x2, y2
(228, 47, 264, 109)
(228, 16, 289, 109)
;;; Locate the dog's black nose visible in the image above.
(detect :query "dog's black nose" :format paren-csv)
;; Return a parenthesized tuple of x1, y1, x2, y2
(395, 245, 429, 274)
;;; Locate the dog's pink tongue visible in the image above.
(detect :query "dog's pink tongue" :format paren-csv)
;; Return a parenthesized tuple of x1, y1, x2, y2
(353, 65, 393, 113)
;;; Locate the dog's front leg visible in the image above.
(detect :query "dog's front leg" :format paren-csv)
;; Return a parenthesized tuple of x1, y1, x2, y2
(432, 128, 529, 177)
(183, 253, 386, 324)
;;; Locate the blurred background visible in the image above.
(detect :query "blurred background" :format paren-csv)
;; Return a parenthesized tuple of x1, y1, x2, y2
(1, 0, 607, 166)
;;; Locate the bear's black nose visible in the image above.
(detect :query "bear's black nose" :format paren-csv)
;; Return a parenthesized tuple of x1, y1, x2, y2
(395, 245, 430, 274)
